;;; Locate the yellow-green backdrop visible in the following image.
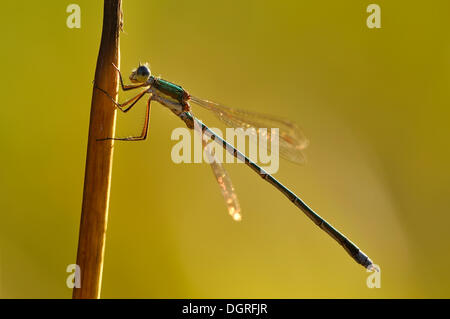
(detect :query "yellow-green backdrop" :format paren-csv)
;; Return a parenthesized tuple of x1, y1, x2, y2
(1, 0, 449, 298)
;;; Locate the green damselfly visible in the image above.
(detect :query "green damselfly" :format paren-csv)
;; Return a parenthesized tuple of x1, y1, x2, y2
(95, 62, 377, 271)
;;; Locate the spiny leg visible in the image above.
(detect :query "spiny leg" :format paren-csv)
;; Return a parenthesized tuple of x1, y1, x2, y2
(112, 63, 147, 91)
(99, 94, 153, 141)
(95, 85, 148, 113)
(91, 64, 146, 98)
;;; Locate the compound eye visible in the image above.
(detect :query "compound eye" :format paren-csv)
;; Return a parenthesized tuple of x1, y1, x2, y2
(137, 65, 150, 78)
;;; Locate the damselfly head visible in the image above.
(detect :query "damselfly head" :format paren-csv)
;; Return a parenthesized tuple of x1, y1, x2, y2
(129, 62, 151, 83)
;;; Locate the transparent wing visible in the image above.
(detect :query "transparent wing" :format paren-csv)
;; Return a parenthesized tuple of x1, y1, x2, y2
(190, 96, 308, 164)
(202, 135, 242, 221)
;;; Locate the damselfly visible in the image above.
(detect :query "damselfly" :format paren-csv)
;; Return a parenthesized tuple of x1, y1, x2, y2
(95, 62, 376, 271)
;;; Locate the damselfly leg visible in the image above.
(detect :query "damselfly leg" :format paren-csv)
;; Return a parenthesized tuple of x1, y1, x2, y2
(95, 85, 148, 113)
(112, 63, 148, 91)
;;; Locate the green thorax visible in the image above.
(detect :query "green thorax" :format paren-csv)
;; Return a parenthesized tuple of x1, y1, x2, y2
(151, 77, 189, 102)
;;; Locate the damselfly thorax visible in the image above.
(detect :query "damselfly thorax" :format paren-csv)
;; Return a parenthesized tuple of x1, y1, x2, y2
(148, 76, 191, 113)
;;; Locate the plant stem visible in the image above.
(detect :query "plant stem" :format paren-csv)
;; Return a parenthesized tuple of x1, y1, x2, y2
(73, 0, 122, 299)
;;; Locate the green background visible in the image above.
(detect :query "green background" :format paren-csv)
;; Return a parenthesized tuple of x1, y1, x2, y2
(1, 0, 449, 298)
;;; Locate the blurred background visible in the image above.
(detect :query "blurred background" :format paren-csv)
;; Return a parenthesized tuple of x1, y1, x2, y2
(1, 0, 449, 298)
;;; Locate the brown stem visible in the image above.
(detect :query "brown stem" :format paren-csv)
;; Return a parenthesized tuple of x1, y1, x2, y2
(72, 0, 123, 299)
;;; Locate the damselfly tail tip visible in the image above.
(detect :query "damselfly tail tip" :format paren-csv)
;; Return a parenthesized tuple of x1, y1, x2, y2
(367, 263, 379, 272)
(354, 250, 377, 271)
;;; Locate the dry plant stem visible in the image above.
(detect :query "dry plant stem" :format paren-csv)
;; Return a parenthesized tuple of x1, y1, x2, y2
(73, 0, 122, 299)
